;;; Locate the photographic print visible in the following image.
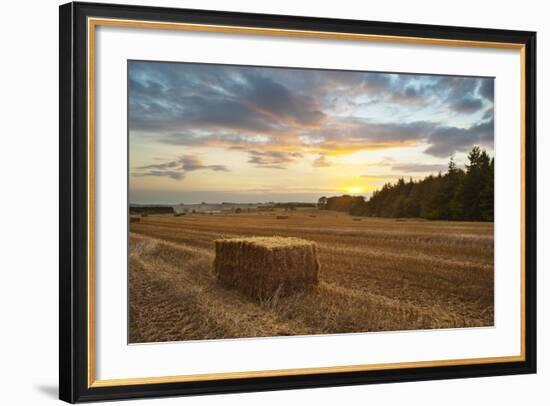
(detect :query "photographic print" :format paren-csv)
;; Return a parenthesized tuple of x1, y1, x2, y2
(128, 61, 495, 344)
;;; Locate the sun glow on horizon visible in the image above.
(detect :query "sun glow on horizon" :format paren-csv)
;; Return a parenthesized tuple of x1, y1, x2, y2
(346, 186, 365, 194)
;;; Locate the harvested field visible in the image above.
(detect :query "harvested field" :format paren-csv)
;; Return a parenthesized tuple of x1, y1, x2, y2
(129, 209, 494, 343)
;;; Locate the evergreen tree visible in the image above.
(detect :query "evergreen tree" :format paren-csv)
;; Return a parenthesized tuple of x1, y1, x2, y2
(480, 158, 494, 221)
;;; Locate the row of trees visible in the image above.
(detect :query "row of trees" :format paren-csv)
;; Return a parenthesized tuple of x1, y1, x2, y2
(318, 146, 494, 221)
(129, 205, 175, 215)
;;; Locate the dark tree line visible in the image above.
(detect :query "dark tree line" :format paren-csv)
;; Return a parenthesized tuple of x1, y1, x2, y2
(318, 146, 494, 222)
(129, 205, 175, 215)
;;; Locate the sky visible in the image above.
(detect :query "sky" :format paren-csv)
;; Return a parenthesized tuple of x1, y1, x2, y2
(128, 61, 494, 204)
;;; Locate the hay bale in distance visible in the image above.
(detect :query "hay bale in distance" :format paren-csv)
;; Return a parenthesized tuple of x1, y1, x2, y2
(276, 215, 289, 220)
(129, 216, 140, 223)
(214, 236, 320, 300)
(352, 218, 361, 221)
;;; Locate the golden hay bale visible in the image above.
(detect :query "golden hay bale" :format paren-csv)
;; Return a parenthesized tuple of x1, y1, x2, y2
(276, 215, 289, 219)
(213, 236, 320, 300)
(130, 216, 141, 223)
(352, 218, 361, 221)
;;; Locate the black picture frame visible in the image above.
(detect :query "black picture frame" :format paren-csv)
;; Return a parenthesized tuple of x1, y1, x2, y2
(59, 2, 537, 403)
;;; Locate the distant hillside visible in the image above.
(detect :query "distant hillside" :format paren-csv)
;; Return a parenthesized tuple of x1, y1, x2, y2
(172, 202, 316, 213)
(173, 202, 272, 214)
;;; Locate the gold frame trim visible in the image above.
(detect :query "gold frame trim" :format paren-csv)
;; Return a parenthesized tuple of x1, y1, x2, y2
(87, 17, 527, 388)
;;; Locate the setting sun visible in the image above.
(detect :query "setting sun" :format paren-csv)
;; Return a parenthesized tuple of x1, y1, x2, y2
(346, 186, 365, 194)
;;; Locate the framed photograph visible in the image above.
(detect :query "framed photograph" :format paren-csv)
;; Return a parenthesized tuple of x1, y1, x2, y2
(59, 2, 536, 403)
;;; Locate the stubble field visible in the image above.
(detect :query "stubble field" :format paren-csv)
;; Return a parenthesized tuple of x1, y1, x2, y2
(129, 209, 494, 343)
